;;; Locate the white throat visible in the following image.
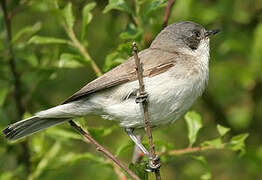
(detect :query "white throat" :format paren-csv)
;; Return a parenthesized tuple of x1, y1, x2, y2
(180, 38, 210, 63)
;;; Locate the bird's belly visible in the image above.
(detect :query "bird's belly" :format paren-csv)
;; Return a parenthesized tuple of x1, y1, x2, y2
(94, 68, 207, 128)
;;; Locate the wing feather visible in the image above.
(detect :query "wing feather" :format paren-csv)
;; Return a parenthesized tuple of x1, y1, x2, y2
(63, 48, 178, 104)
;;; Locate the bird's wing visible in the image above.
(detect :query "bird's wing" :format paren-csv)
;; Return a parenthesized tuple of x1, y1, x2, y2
(63, 48, 178, 104)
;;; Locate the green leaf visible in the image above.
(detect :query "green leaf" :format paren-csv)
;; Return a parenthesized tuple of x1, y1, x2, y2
(88, 126, 114, 139)
(129, 162, 148, 180)
(103, 52, 126, 72)
(103, 0, 133, 14)
(58, 53, 84, 68)
(60, 152, 106, 165)
(0, 88, 8, 107)
(29, 35, 71, 45)
(115, 142, 133, 157)
(201, 138, 223, 149)
(192, 156, 212, 180)
(184, 111, 203, 147)
(120, 23, 143, 40)
(62, 3, 75, 30)
(12, 22, 42, 44)
(81, 2, 96, 41)
(29, 142, 61, 180)
(251, 22, 262, 73)
(217, 124, 230, 136)
(0, 172, 13, 180)
(143, 0, 167, 18)
(51, 152, 110, 171)
(225, 133, 249, 156)
(116, 42, 133, 54)
(46, 127, 82, 141)
(201, 172, 212, 180)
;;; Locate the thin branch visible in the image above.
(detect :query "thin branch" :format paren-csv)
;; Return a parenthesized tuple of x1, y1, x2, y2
(64, 26, 102, 77)
(1, 0, 25, 117)
(8, 0, 31, 20)
(112, 161, 129, 180)
(69, 121, 140, 180)
(132, 42, 161, 180)
(1, 0, 30, 175)
(162, 0, 175, 29)
(159, 144, 225, 156)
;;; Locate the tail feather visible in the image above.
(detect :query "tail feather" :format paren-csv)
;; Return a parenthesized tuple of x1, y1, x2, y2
(2, 116, 69, 140)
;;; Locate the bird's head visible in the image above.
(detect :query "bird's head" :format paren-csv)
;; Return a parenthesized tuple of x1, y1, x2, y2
(150, 21, 220, 55)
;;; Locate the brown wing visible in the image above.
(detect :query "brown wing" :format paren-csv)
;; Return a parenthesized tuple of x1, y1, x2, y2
(62, 48, 178, 104)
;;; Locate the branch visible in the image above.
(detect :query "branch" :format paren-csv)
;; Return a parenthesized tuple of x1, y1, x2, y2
(162, 0, 175, 29)
(69, 121, 140, 180)
(1, 0, 24, 118)
(132, 42, 161, 180)
(112, 161, 129, 180)
(64, 26, 103, 77)
(1, 0, 30, 174)
(162, 144, 225, 156)
(8, 0, 31, 20)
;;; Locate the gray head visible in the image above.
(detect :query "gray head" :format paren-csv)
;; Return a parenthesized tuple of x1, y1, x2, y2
(150, 21, 219, 53)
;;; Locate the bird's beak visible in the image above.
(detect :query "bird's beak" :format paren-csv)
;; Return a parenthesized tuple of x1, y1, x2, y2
(204, 29, 220, 38)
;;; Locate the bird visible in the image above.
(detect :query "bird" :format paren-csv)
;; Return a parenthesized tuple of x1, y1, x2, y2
(2, 21, 219, 169)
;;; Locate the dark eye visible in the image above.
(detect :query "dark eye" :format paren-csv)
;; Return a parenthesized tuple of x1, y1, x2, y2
(193, 31, 201, 38)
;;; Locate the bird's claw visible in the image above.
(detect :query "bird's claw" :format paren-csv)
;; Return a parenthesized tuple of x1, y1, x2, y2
(135, 92, 148, 103)
(145, 155, 161, 172)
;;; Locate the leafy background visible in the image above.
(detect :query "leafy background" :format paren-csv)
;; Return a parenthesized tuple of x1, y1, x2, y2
(0, 0, 261, 179)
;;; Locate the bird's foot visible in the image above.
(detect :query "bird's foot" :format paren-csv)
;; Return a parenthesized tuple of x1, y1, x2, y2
(146, 155, 161, 172)
(135, 92, 148, 103)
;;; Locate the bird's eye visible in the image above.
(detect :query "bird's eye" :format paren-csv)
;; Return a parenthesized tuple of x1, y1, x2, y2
(193, 31, 201, 38)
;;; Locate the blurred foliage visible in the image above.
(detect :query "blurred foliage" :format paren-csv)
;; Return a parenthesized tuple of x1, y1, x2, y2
(0, 0, 261, 179)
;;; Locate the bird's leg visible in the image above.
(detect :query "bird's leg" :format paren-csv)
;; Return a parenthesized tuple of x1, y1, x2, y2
(135, 91, 148, 103)
(125, 128, 150, 157)
(125, 128, 161, 171)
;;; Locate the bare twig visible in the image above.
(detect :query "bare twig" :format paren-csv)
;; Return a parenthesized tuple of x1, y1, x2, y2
(64, 26, 102, 77)
(8, 0, 31, 20)
(162, 0, 175, 29)
(1, 0, 31, 174)
(132, 42, 161, 180)
(112, 161, 129, 180)
(160, 144, 225, 156)
(1, 0, 24, 117)
(69, 121, 140, 180)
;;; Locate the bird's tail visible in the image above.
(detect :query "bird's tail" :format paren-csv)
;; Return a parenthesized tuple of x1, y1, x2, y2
(2, 116, 69, 141)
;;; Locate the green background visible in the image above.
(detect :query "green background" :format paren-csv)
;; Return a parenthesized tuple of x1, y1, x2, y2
(0, 0, 262, 179)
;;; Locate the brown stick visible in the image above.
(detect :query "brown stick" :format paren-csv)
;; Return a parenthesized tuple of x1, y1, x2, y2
(162, 0, 175, 29)
(69, 121, 140, 180)
(1, 0, 31, 174)
(132, 42, 161, 180)
(1, 0, 25, 118)
(166, 144, 225, 156)
(112, 161, 129, 180)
